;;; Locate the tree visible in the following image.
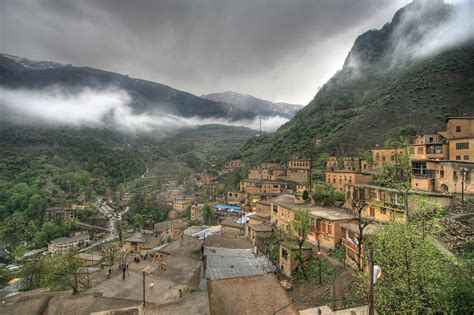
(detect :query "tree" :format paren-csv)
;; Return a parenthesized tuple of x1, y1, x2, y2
(133, 213, 144, 229)
(115, 220, 125, 246)
(374, 137, 412, 223)
(410, 196, 442, 239)
(347, 188, 372, 271)
(0, 212, 31, 246)
(42, 251, 84, 294)
(102, 245, 119, 266)
(371, 223, 461, 313)
(302, 190, 309, 201)
(34, 220, 72, 247)
(313, 183, 344, 207)
(21, 257, 47, 290)
(202, 203, 216, 225)
(287, 209, 313, 281)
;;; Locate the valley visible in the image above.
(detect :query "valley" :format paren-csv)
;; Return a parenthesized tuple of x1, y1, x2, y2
(0, 1, 473, 314)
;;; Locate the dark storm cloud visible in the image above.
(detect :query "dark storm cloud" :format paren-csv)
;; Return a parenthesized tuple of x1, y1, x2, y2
(1, 0, 409, 104)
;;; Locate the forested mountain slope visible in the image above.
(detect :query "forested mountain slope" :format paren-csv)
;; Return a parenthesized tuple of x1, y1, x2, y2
(240, 1, 474, 163)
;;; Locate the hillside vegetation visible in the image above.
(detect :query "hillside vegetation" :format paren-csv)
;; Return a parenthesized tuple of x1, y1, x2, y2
(239, 1, 474, 164)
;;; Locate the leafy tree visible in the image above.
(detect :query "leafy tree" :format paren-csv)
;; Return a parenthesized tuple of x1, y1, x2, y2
(0, 267, 13, 287)
(410, 195, 443, 239)
(202, 203, 216, 225)
(129, 192, 145, 213)
(384, 125, 418, 147)
(287, 209, 313, 281)
(115, 220, 125, 246)
(351, 203, 473, 315)
(0, 213, 31, 246)
(21, 257, 47, 290)
(34, 220, 72, 247)
(371, 223, 465, 313)
(302, 190, 309, 201)
(42, 251, 84, 294)
(313, 184, 345, 207)
(13, 245, 27, 261)
(133, 213, 144, 229)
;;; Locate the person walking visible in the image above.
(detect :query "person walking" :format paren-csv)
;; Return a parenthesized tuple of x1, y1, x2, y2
(149, 280, 154, 290)
(126, 263, 129, 276)
(108, 268, 112, 279)
(122, 265, 126, 280)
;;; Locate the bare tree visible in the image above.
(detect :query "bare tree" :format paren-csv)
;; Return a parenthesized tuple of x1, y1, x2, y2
(348, 187, 372, 271)
(288, 209, 312, 280)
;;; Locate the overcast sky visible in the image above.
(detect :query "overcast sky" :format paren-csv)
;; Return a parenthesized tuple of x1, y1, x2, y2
(1, 0, 413, 104)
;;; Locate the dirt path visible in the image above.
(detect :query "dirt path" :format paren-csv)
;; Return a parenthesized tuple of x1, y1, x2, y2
(324, 252, 353, 309)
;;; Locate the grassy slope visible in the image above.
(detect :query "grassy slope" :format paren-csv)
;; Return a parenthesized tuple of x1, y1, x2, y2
(240, 44, 474, 164)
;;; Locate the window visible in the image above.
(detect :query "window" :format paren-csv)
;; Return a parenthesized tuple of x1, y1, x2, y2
(322, 223, 326, 234)
(440, 168, 444, 178)
(281, 248, 289, 260)
(456, 126, 461, 132)
(272, 205, 278, 213)
(381, 208, 387, 214)
(429, 137, 434, 143)
(464, 155, 470, 160)
(456, 142, 469, 150)
(327, 224, 332, 235)
(418, 147, 423, 154)
(456, 155, 461, 160)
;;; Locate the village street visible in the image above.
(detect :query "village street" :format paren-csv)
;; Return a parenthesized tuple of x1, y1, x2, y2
(87, 235, 203, 305)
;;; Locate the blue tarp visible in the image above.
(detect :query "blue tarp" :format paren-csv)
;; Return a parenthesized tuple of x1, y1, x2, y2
(213, 205, 242, 211)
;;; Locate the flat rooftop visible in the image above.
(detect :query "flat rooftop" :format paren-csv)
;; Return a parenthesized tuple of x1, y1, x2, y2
(208, 273, 298, 315)
(310, 207, 354, 221)
(204, 246, 275, 280)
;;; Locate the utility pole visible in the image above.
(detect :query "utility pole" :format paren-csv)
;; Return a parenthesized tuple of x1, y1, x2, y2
(317, 241, 322, 285)
(461, 168, 467, 206)
(368, 243, 375, 315)
(142, 271, 146, 307)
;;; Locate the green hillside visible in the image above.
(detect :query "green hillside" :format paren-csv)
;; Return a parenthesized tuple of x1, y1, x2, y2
(239, 2, 474, 164)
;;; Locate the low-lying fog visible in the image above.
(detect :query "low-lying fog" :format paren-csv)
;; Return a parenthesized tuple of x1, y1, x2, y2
(0, 86, 288, 133)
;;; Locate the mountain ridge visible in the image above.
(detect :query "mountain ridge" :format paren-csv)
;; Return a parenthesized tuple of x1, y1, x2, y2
(239, 1, 474, 164)
(202, 91, 303, 119)
(0, 53, 255, 122)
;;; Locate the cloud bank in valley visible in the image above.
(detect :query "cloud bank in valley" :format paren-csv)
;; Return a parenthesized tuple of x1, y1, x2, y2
(0, 87, 287, 133)
(1, 0, 409, 104)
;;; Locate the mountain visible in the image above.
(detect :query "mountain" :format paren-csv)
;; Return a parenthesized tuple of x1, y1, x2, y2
(239, 1, 474, 164)
(202, 91, 303, 119)
(0, 53, 255, 121)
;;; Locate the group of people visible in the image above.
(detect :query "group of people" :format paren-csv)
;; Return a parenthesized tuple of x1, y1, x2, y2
(133, 253, 150, 263)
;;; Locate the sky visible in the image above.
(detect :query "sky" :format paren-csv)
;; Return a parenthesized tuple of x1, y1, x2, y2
(0, 0, 415, 105)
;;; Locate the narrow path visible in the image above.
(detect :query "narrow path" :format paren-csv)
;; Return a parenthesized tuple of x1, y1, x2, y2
(324, 252, 353, 310)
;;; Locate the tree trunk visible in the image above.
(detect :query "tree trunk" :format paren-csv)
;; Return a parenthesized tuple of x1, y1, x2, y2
(298, 246, 308, 280)
(404, 190, 410, 224)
